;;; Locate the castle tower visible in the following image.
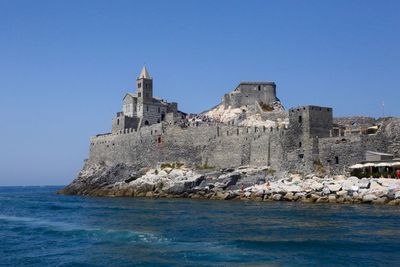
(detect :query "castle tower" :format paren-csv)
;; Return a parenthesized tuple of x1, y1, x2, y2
(136, 66, 153, 103)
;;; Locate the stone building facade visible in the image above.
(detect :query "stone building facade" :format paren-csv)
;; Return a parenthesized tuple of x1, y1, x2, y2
(88, 68, 400, 176)
(223, 82, 279, 109)
(111, 67, 183, 133)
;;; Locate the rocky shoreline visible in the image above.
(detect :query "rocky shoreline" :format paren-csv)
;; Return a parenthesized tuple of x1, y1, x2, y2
(59, 163, 400, 205)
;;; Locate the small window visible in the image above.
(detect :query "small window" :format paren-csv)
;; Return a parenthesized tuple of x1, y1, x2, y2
(138, 92, 141, 97)
(298, 154, 304, 159)
(117, 119, 119, 125)
(138, 83, 141, 88)
(158, 137, 162, 143)
(158, 107, 160, 113)
(146, 106, 149, 112)
(335, 156, 339, 164)
(258, 85, 261, 91)
(299, 141, 302, 148)
(298, 115, 302, 123)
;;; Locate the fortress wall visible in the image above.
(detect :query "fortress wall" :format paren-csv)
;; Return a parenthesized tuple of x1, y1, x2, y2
(88, 118, 394, 175)
(318, 136, 363, 174)
(382, 118, 400, 156)
(318, 131, 392, 174)
(88, 123, 283, 170)
(250, 129, 285, 169)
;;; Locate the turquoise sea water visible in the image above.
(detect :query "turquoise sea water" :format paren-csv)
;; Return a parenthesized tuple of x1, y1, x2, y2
(1, 186, 400, 266)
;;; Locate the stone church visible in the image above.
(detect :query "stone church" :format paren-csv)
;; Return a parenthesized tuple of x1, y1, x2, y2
(112, 66, 183, 133)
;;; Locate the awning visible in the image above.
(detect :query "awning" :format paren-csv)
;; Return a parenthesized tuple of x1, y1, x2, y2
(349, 164, 364, 169)
(349, 162, 400, 169)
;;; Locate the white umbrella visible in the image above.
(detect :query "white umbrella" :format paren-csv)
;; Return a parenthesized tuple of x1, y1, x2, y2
(375, 162, 392, 167)
(363, 163, 375, 168)
(349, 164, 364, 169)
(390, 162, 400, 167)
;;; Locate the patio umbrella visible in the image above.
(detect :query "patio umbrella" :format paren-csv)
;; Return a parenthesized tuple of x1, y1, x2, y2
(376, 162, 392, 167)
(363, 163, 375, 168)
(349, 164, 364, 169)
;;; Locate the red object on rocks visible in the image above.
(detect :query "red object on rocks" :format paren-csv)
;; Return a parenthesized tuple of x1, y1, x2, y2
(396, 169, 400, 179)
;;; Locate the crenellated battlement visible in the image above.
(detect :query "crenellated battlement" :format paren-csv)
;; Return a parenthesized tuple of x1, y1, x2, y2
(85, 67, 399, 176)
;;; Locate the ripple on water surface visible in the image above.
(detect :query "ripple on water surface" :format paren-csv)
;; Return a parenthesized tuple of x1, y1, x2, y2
(1, 186, 400, 266)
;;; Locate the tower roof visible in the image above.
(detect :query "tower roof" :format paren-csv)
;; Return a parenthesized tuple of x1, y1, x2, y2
(138, 66, 151, 79)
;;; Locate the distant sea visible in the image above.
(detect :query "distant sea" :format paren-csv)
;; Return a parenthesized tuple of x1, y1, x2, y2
(1, 186, 400, 266)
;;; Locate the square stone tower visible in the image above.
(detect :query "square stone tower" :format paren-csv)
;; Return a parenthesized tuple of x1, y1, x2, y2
(289, 105, 333, 139)
(136, 66, 153, 103)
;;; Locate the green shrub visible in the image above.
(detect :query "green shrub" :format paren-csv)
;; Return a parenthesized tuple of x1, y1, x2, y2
(195, 163, 215, 170)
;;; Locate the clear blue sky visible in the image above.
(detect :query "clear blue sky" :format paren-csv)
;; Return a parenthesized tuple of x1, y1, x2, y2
(0, 0, 399, 186)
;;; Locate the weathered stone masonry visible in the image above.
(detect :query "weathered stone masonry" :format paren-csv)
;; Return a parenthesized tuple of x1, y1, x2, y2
(87, 67, 400, 175)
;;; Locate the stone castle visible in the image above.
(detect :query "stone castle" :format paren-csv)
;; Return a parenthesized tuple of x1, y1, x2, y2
(88, 67, 400, 175)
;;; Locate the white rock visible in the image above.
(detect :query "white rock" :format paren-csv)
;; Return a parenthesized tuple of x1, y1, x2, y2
(359, 178, 370, 189)
(342, 177, 359, 191)
(310, 181, 324, 191)
(169, 169, 184, 178)
(388, 183, 399, 192)
(370, 181, 385, 191)
(380, 178, 399, 187)
(327, 183, 341, 192)
(363, 194, 377, 202)
(157, 170, 168, 177)
(350, 186, 359, 192)
(395, 192, 400, 199)
(283, 185, 302, 193)
(273, 194, 282, 201)
(322, 187, 331, 195)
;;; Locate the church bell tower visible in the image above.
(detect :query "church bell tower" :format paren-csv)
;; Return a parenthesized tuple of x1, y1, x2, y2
(136, 66, 153, 103)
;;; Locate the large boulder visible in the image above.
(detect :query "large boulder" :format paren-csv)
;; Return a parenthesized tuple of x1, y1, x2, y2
(342, 177, 359, 191)
(310, 181, 324, 191)
(162, 174, 205, 195)
(216, 172, 241, 189)
(326, 183, 341, 192)
(368, 181, 388, 197)
(363, 194, 377, 203)
(169, 169, 185, 178)
(281, 184, 303, 193)
(322, 187, 331, 195)
(359, 178, 370, 189)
